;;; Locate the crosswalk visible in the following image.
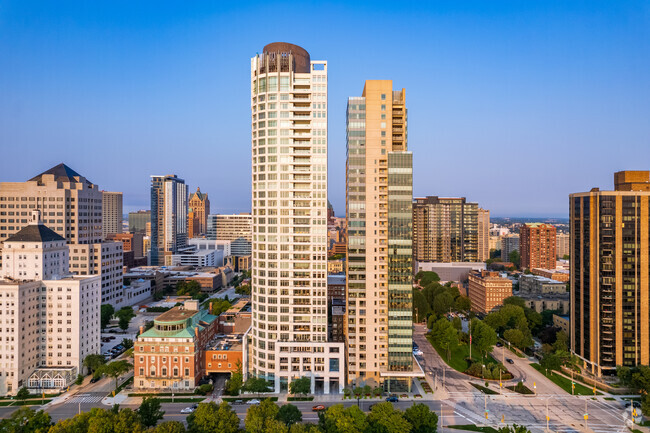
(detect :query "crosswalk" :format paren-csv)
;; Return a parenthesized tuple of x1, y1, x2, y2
(66, 394, 105, 404)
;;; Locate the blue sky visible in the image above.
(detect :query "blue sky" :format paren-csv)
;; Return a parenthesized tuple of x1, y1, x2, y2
(1, 1, 649, 217)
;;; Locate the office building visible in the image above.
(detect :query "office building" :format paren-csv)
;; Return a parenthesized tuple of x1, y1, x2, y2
(467, 270, 512, 314)
(102, 191, 123, 238)
(520, 223, 556, 270)
(415, 261, 486, 283)
(208, 213, 252, 242)
(108, 232, 145, 258)
(150, 175, 188, 266)
(249, 42, 344, 394)
(346, 80, 414, 389)
(188, 187, 210, 238)
(412, 196, 479, 263)
(69, 242, 124, 307)
(570, 171, 650, 376)
(129, 210, 150, 233)
(478, 208, 490, 262)
(0, 211, 100, 395)
(500, 234, 520, 262)
(556, 232, 570, 259)
(134, 300, 217, 391)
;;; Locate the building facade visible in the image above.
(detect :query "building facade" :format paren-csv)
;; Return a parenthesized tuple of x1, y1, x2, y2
(477, 208, 490, 262)
(249, 43, 344, 394)
(188, 188, 210, 239)
(129, 210, 151, 233)
(520, 223, 556, 270)
(69, 242, 124, 307)
(467, 270, 512, 314)
(346, 80, 414, 389)
(412, 196, 479, 263)
(570, 171, 650, 376)
(500, 234, 520, 262)
(556, 232, 570, 259)
(208, 213, 252, 242)
(150, 175, 188, 266)
(102, 191, 123, 239)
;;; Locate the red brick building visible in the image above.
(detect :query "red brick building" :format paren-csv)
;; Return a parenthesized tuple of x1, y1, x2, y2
(520, 223, 556, 270)
(134, 300, 217, 391)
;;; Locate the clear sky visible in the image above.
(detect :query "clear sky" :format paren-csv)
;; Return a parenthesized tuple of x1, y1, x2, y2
(1, 1, 649, 217)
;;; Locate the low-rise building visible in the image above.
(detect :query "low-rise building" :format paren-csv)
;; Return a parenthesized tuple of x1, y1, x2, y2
(521, 294, 570, 314)
(216, 298, 252, 334)
(467, 270, 513, 314)
(171, 249, 222, 268)
(501, 234, 520, 262)
(518, 274, 567, 295)
(415, 261, 486, 283)
(134, 300, 217, 391)
(205, 335, 243, 374)
(327, 259, 344, 274)
(553, 314, 570, 334)
(531, 268, 569, 283)
(329, 299, 345, 343)
(327, 274, 345, 304)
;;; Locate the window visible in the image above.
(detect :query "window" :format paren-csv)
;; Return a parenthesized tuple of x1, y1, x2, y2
(381, 94, 386, 100)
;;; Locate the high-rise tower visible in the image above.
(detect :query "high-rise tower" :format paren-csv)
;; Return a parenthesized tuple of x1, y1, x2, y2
(150, 175, 188, 266)
(570, 171, 650, 376)
(249, 43, 344, 394)
(346, 81, 414, 390)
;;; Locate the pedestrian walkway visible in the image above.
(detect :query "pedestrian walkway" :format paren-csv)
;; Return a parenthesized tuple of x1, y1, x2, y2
(66, 394, 104, 404)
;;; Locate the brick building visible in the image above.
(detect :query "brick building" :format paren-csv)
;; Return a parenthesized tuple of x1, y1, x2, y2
(467, 270, 512, 314)
(520, 223, 556, 270)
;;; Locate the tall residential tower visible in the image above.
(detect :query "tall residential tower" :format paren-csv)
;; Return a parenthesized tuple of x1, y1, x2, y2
(346, 81, 414, 390)
(150, 175, 188, 266)
(249, 43, 344, 394)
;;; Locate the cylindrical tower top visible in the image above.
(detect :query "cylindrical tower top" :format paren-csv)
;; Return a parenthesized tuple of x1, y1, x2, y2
(263, 42, 310, 73)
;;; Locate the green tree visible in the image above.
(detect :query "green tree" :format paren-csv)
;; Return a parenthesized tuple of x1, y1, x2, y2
(210, 298, 232, 316)
(114, 408, 146, 433)
(471, 319, 497, 360)
(121, 338, 134, 350)
(16, 386, 30, 402)
(366, 402, 411, 433)
(432, 292, 455, 316)
(412, 289, 431, 322)
(245, 399, 281, 433)
(540, 352, 562, 373)
(509, 250, 520, 268)
(498, 424, 532, 433)
(153, 421, 187, 433)
(187, 402, 239, 433)
(96, 360, 132, 392)
(278, 404, 302, 426)
(243, 377, 273, 397)
(84, 354, 107, 376)
(503, 296, 526, 309)
(225, 361, 244, 395)
(0, 407, 52, 433)
(101, 304, 115, 330)
(289, 424, 323, 433)
(138, 397, 165, 427)
(553, 330, 569, 352)
(115, 307, 136, 331)
(439, 325, 459, 361)
(176, 280, 202, 298)
(452, 316, 462, 330)
(503, 328, 524, 349)
(454, 296, 471, 312)
(289, 376, 311, 396)
(319, 404, 368, 433)
(76, 374, 85, 386)
(415, 271, 440, 286)
(404, 403, 438, 433)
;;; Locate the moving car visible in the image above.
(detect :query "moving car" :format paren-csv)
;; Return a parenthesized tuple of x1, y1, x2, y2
(413, 349, 423, 356)
(386, 396, 399, 402)
(232, 400, 244, 405)
(180, 405, 196, 414)
(247, 399, 261, 405)
(506, 358, 514, 364)
(312, 405, 326, 412)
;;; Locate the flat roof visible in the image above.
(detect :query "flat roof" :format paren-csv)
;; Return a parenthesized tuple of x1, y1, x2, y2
(206, 334, 244, 351)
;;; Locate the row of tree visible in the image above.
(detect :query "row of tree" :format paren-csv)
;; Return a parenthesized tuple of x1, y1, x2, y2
(100, 304, 137, 331)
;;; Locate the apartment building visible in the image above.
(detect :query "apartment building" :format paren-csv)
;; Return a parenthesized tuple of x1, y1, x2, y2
(520, 223, 556, 270)
(412, 196, 479, 263)
(102, 191, 123, 239)
(150, 175, 188, 266)
(249, 42, 344, 394)
(128, 210, 151, 233)
(556, 232, 570, 259)
(467, 270, 512, 314)
(208, 214, 252, 242)
(346, 80, 414, 390)
(478, 208, 490, 262)
(69, 242, 124, 307)
(570, 171, 650, 376)
(500, 234, 520, 262)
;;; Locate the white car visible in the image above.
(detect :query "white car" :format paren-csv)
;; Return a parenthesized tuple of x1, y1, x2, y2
(413, 349, 423, 356)
(247, 399, 261, 405)
(181, 404, 198, 414)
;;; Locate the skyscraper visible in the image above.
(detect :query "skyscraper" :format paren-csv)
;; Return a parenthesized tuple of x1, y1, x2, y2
(188, 187, 210, 238)
(102, 191, 123, 238)
(150, 175, 188, 266)
(346, 80, 414, 389)
(412, 196, 479, 263)
(520, 223, 556, 270)
(570, 171, 650, 376)
(249, 43, 344, 393)
(208, 213, 252, 242)
(128, 210, 151, 233)
(478, 208, 490, 262)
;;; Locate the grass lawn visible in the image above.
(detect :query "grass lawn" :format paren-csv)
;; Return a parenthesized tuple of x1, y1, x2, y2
(427, 335, 496, 373)
(505, 384, 534, 395)
(470, 383, 499, 395)
(448, 425, 499, 433)
(530, 364, 601, 395)
(604, 397, 616, 401)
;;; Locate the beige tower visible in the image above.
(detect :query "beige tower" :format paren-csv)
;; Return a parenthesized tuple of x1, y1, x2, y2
(102, 191, 123, 238)
(346, 81, 414, 390)
(478, 208, 490, 262)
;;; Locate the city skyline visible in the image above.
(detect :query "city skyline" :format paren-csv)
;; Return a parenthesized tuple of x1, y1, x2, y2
(2, 2, 649, 217)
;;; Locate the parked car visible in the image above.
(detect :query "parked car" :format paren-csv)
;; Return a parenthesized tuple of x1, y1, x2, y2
(232, 400, 244, 405)
(625, 401, 642, 409)
(496, 342, 503, 347)
(413, 349, 423, 356)
(247, 399, 261, 405)
(506, 358, 514, 364)
(386, 396, 399, 402)
(90, 376, 101, 383)
(312, 405, 326, 412)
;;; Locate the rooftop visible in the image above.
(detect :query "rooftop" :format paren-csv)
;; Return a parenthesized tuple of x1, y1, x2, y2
(206, 334, 244, 351)
(5, 224, 65, 243)
(29, 163, 93, 186)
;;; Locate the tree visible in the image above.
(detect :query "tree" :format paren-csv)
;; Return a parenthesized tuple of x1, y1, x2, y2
(289, 424, 323, 433)
(245, 399, 282, 433)
(404, 403, 438, 433)
(101, 304, 115, 330)
(415, 271, 440, 286)
(432, 292, 455, 316)
(115, 307, 136, 331)
(412, 289, 431, 322)
(471, 319, 497, 360)
(121, 338, 134, 350)
(16, 386, 30, 402)
(366, 402, 411, 433)
(319, 404, 368, 433)
(84, 354, 107, 376)
(438, 325, 459, 361)
(225, 361, 243, 395)
(454, 296, 471, 312)
(187, 402, 239, 433)
(503, 296, 526, 309)
(138, 397, 165, 427)
(0, 407, 52, 433)
(289, 376, 311, 396)
(210, 298, 232, 316)
(278, 404, 302, 426)
(153, 421, 187, 433)
(540, 352, 562, 373)
(452, 316, 462, 331)
(75, 374, 85, 386)
(498, 424, 532, 433)
(503, 329, 524, 349)
(97, 360, 132, 391)
(509, 250, 520, 268)
(553, 330, 568, 352)
(176, 280, 202, 298)
(114, 408, 146, 433)
(243, 377, 273, 397)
